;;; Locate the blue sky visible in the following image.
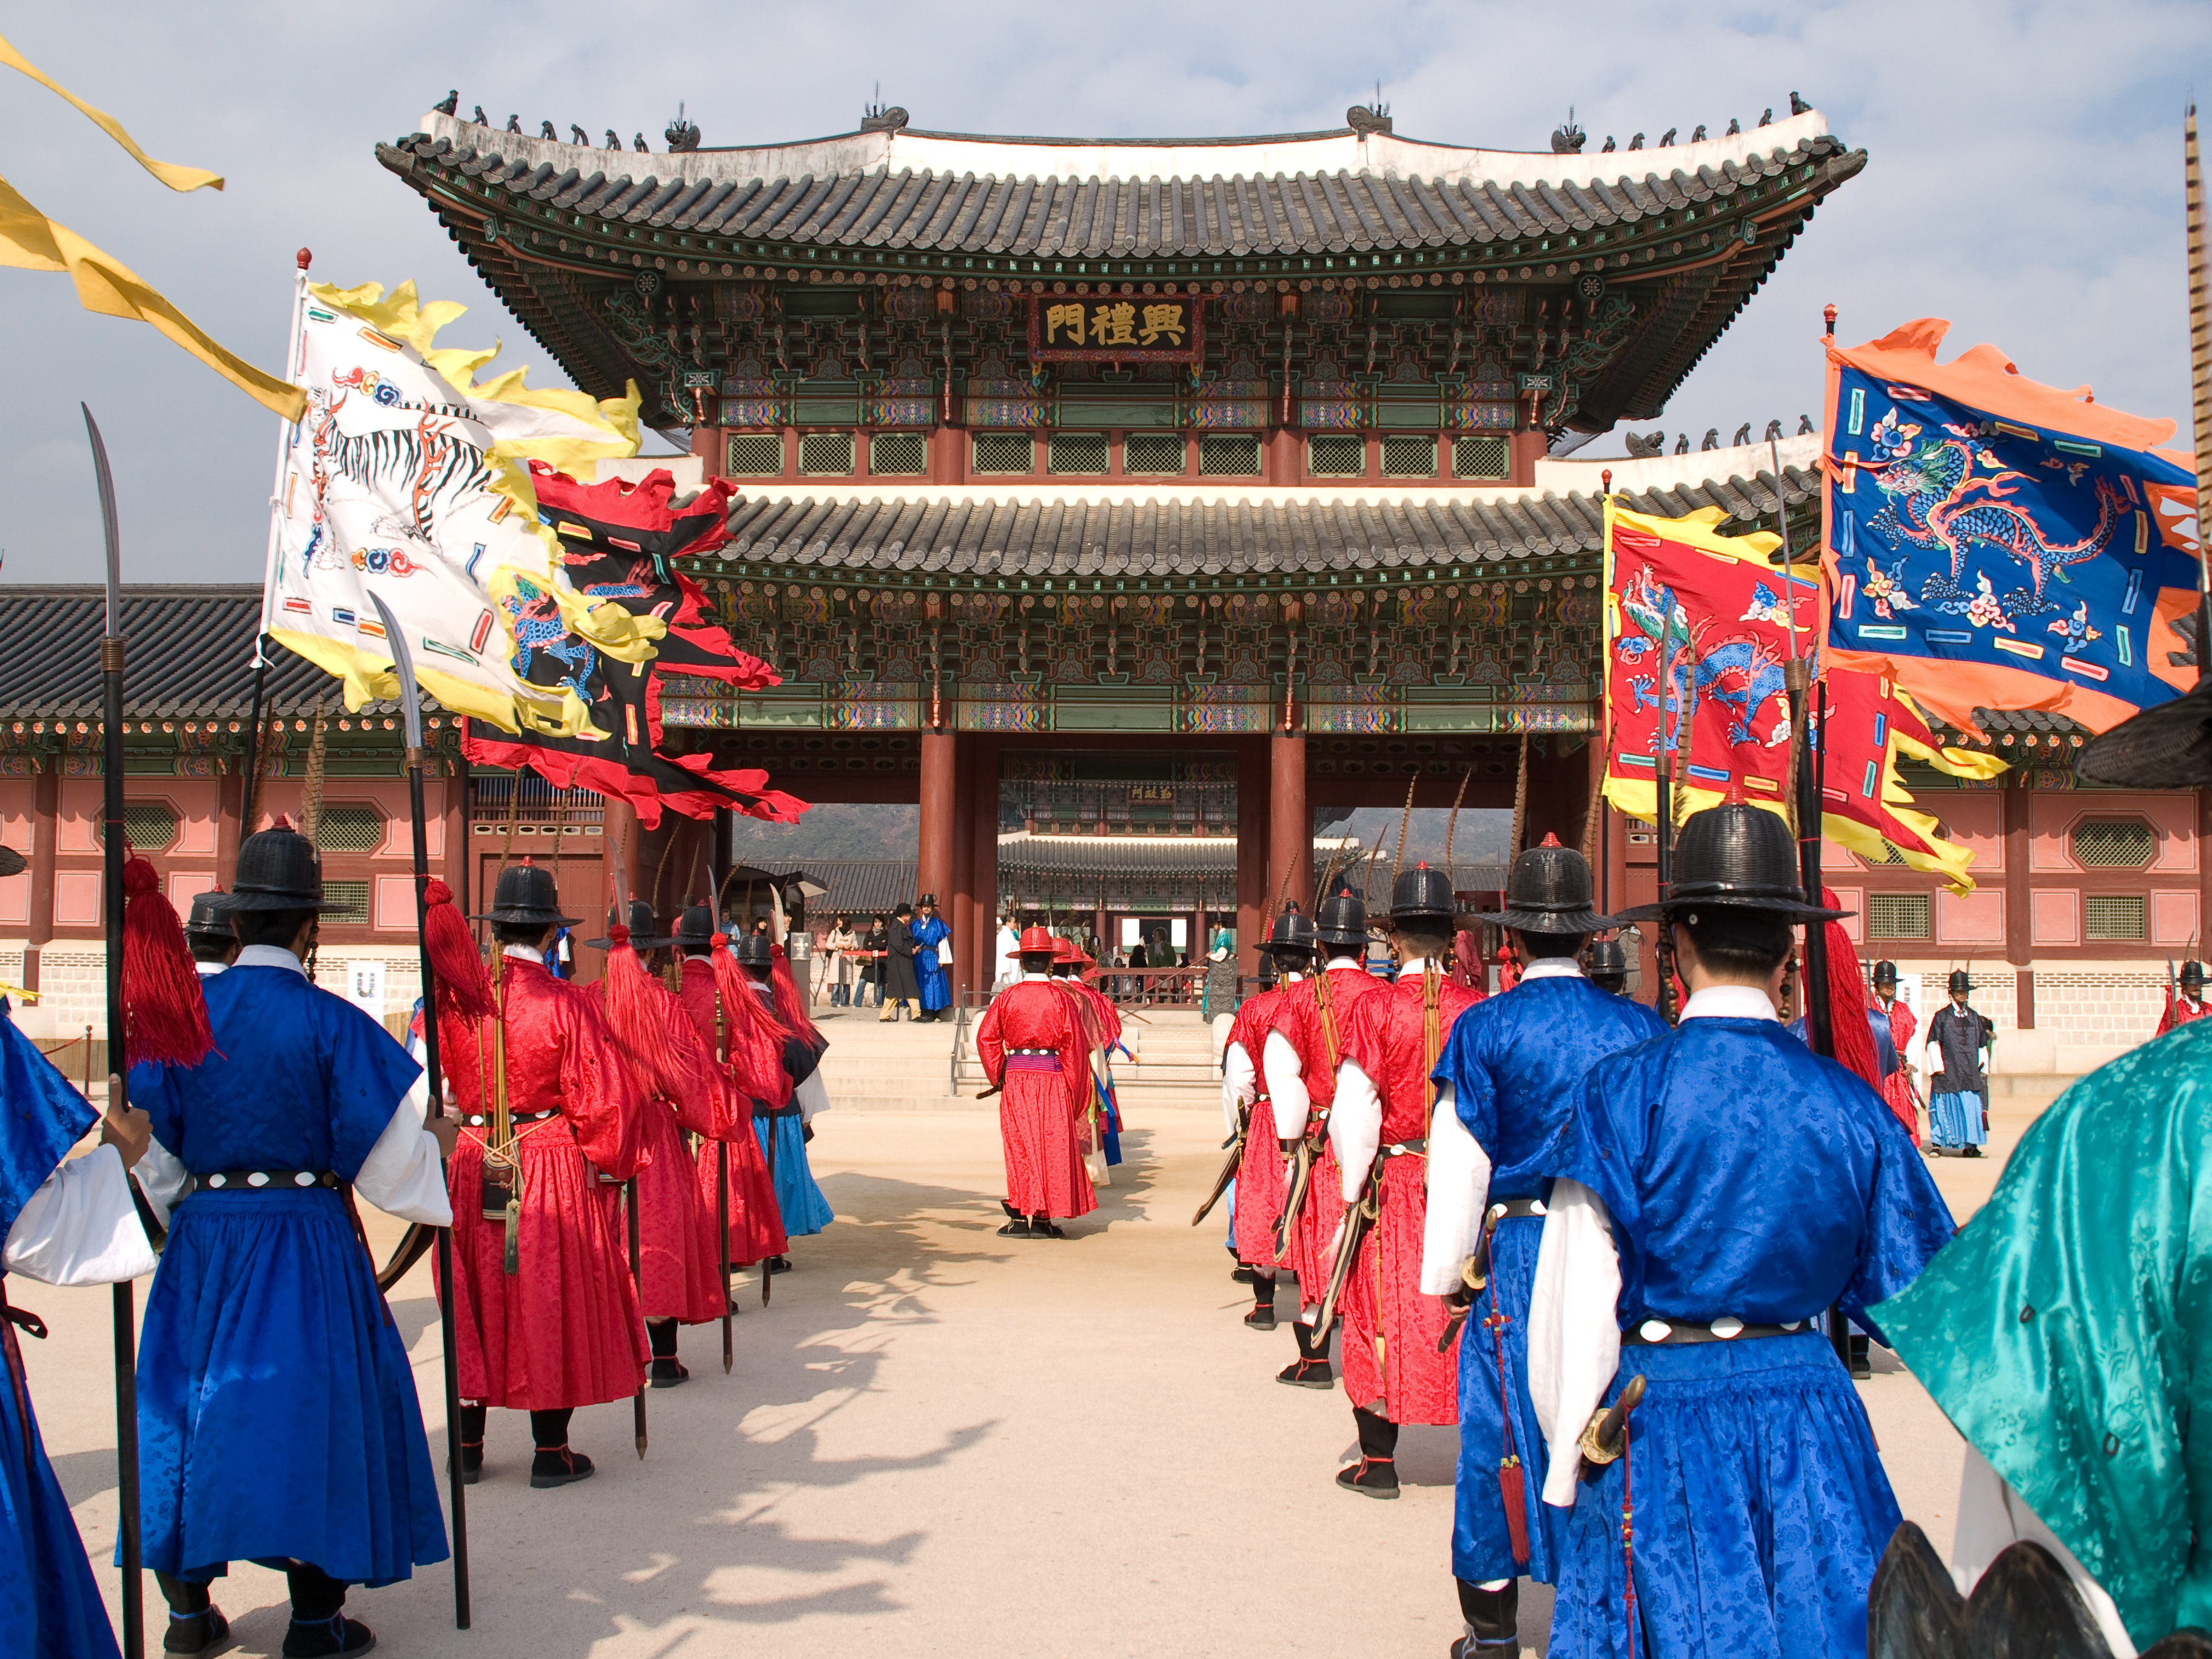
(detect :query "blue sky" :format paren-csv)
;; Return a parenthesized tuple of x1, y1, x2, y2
(0, 0, 2204, 584)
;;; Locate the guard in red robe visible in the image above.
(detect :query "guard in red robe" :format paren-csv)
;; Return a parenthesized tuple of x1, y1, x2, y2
(1325, 864, 1481, 1496)
(588, 901, 733, 1386)
(1869, 959, 1922, 1146)
(2157, 959, 2210, 1034)
(976, 926, 1096, 1236)
(440, 864, 650, 1489)
(1262, 892, 1383, 1387)
(1051, 937, 1121, 1173)
(1221, 910, 1316, 1330)
(670, 905, 789, 1275)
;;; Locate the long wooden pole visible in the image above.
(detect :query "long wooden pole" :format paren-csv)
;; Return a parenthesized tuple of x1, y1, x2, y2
(2187, 104, 2212, 678)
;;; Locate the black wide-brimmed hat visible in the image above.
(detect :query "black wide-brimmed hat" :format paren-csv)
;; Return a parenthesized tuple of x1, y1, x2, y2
(588, 899, 669, 951)
(1389, 863, 1456, 925)
(1582, 937, 1629, 979)
(2075, 677, 2212, 789)
(672, 902, 716, 951)
(1612, 805, 1850, 923)
(184, 891, 235, 943)
(2183, 959, 2207, 989)
(215, 825, 343, 912)
(734, 932, 774, 968)
(472, 862, 580, 927)
(1871, 958, 1900, 988)
(917, 892, 939, 908)
(1264, 910, 1318, 956)
(1477, 835, 1611, 934)
(1314, 891, 1369, 948)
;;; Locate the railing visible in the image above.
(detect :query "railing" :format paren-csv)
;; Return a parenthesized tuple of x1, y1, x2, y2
(467, 773, 606, 828)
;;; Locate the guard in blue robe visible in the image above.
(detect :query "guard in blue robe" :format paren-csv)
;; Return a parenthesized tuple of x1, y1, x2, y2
(1427, 839, 1664, 1655)
(1533, 806, 1954, 1659)
(126, 829, 449, 1658)
(910, 894, 951, 1021)
(737, 934, 835, 1244)
(1, 990, 155, 1659)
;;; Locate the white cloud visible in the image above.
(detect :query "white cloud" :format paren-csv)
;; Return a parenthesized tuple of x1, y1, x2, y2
(0, 0, 2201, 584)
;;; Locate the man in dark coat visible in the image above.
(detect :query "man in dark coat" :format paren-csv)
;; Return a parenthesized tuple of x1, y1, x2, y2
(880, 902, 922, 1022)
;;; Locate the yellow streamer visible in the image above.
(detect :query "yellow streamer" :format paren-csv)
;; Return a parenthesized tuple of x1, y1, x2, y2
(0, 172, 301, 418)
(0, 33, 222, 192)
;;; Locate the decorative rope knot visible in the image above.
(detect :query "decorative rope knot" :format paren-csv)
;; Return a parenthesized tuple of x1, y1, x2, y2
(424, 877, 455, 907)
(122, 855, 159, 897)
(609, 923, 631, 946)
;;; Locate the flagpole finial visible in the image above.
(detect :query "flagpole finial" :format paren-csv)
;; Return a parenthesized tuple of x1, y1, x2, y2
(1601, 467, 1613, 499)
(1823, 303, 1837, 338)
(296, 248, 312, 270)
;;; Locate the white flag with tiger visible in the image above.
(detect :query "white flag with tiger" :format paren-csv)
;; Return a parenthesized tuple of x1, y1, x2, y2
(266, 279, 655, 736)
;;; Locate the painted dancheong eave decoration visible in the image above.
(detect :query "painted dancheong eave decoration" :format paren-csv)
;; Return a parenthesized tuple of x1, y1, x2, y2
(378, 109, 1861, 436)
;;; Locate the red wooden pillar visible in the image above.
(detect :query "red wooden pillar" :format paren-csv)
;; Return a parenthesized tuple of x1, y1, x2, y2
(2002, 776, 2033, 1028)
(1236, 738, 1271, 979)
(25, 760, 57, 993)
(967, 738, 1000, 1001)
(442, 755, 471, 905)
(214, 768, 244, 896)
(1269, 731, 1310, 928)
(950, 736, 975, 1005)
(919, 729, 957, 922)
(2199, 790, 2212, 974)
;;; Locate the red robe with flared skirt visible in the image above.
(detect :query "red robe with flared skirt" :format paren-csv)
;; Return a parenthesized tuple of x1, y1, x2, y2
(976, 977, 1096, 1219)
(1333, 970, 1481, 1425)
(1264, 965, 1383, 1295)
(437, 954, 651, 1409)
(591, 976, 736, 1324)
(675, 957, 790, 1267)
(1224, 985, 1290, 1269)
(1874, 994, 1921, 1147)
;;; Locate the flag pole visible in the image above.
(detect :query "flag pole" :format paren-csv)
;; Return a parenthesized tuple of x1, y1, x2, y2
(240, 250, 313, 845)
(84, 405, 143, 1659)
(364, 595, 471, 1629)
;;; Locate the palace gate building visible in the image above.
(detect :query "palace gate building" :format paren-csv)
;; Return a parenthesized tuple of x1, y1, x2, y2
(1, 101, 2204, 1082)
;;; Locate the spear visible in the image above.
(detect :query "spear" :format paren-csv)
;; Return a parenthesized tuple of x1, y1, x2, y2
(365, 594, 472, 1629)
(83, 404, 143, 1659)
(610, 846, 649, 1455)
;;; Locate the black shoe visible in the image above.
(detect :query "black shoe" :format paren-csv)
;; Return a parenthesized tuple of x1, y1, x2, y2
(1231, 1264, 1258, 1285)
(451, 1441, 483, 1486)
(1276, 1358, 1336, 1390)
(649, 1357, 690, 1389)
(1029, 1218, 1066, 1239)
(529, 1447, 597, 1489)
(1963, 1145, 1983, 1159)
(280, 1615, 374, 1658)
(996, 1218, 1033, 1237)
(1335, 1456, 1400, 1500)
(164, 1607, 232, 1657)
(1244, 1304, 1278, 1331)
(768, 1256, 794, 1273)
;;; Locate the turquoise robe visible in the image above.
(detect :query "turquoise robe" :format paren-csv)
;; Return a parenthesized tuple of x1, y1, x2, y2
(1875, 1018, 2212, 1651)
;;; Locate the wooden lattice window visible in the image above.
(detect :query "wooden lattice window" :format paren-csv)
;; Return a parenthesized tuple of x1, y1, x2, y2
(870, 432, 927, 475)
(1866, 893, 1931, 939)
(972, 432, 1034, 475)
(2084, 894, 2148, 940)
(1309, 434, 1364, 477)
(798, 431, 853, 476)
(313, 806, 384, 852)
(2071, 818, 2154, 869)
(104, 801, 178, 851)
(1453, 434, 1510, 479)
(1381, 434, 1437, 478)
(1124, 432, 1184, 474)
(1048, 432, 1108, 475)
(321, 880, 370, 926)
(724, 432, 783, 475)
(1197, 434, 1260, 476)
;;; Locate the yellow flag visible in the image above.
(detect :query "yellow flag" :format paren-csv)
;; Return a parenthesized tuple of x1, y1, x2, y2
(0, 34, 221, 192)
(0, 170, 301, 418)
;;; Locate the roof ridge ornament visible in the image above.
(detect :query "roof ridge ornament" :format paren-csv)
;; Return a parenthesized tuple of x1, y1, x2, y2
(665, 102, 700, 153)
(1550, 107, 1587, 155)
(862, 85, 909, 134)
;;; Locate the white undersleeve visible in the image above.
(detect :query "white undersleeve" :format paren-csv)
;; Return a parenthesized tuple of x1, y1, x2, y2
(1527, 1179, 1623, 1508)
(4, 1145, 158, 1285)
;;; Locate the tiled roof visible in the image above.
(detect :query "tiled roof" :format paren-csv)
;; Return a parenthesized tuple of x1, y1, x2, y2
(0, 586, 428, 720)
(801, 859, 918, 918)
(384, 111, 1858, 261)
(714, 449, 1818, 579)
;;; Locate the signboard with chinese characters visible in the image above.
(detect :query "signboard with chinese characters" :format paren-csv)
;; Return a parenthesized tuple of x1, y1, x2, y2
(1028, 293, 1206, 363)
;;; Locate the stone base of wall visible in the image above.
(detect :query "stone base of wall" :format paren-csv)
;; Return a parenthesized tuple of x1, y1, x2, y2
(1876, 957, 2174, 1080)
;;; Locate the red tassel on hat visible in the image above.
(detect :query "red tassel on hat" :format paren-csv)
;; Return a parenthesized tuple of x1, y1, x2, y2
(422, 878, 492, 1021)
(602, 925, 705, 1101)
(1818, 886, 1885, 1092)
(120, 855, 214, 1068)
(769, 946, 820, 1048)
(711, 932, 789, 1057)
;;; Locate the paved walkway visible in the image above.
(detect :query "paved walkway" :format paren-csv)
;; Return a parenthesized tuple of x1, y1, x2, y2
(27, 1048, 2033, 1657)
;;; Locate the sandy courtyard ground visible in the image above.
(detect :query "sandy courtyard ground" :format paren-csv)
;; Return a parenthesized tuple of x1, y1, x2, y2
(24, 1078, 2023, 1657)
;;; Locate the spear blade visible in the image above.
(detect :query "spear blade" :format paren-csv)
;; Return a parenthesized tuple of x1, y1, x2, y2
(366, 592, 424, 751)
(82, 405, 122, 629)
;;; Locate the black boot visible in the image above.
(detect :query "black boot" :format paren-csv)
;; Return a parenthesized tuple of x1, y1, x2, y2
(997, 1199, 1033, 1237)
(454, 1403, 486, 1486)
(1029, 1212, 1065, 1239)
(528, 1408, 595, 1489)
(1848, 1333, 1872, 1379)
(648, 1319, 689, 1388)
(279, 1564, 371, 1657)
(1450, 1577, 1521, 1655)
(1277, 1317, 1335, 1388)
(1244, 1272, 1278, 1330)
(1336, 1406, 1401, 1499)
(158, 1573, 231, 1657)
